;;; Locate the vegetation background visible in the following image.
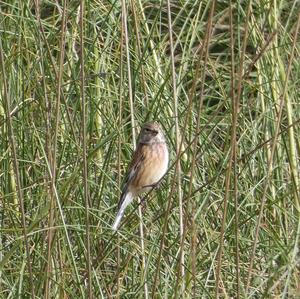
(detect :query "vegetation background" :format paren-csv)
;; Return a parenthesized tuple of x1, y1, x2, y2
(0, 0, 299, 298)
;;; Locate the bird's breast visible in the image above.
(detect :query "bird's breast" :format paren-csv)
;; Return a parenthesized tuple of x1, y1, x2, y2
(135, 143, 168, 191)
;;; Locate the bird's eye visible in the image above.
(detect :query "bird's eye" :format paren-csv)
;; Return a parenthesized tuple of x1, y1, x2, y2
(144, 128, 158, 135)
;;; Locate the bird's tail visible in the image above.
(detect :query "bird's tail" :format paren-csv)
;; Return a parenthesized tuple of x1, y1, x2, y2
(112, 192, 133, 231)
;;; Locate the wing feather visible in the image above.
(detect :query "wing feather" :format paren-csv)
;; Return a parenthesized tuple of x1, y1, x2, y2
(117, 143, 145, 209)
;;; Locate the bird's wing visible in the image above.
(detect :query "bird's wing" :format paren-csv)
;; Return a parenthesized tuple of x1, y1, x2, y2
(117, 143, 145, 209)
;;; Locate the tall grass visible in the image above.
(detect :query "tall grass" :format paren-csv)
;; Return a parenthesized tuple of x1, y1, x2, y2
(0, 1, 299, 298)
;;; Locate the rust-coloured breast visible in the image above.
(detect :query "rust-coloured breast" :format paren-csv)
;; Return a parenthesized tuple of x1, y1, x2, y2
(130, 142, 168, 193)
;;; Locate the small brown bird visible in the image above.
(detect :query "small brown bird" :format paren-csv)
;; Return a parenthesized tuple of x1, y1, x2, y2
(112, 122, 169, 231)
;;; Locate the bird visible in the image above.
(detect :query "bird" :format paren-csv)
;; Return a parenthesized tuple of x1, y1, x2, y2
(112, 122, 169, 231)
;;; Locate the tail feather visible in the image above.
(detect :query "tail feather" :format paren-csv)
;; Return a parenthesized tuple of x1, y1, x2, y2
(112, 192, 133, 231)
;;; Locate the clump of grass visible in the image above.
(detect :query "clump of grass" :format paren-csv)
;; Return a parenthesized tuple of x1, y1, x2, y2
(0, 1, 299, 298)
